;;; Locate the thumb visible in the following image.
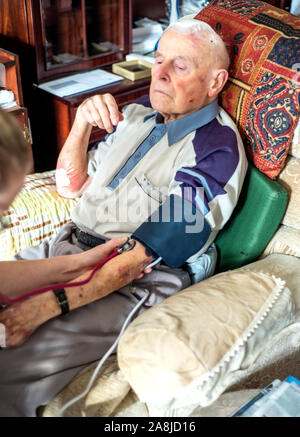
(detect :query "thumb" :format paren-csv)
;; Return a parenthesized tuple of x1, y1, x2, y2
(103, 236, 127, 252)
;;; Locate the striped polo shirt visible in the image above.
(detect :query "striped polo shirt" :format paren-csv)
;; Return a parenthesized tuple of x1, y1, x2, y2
(71, 96, 248, 268)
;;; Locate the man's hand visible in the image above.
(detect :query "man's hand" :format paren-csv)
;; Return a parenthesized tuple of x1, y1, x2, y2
(0, 292, 59, 349)
(75, 93, 124, 133)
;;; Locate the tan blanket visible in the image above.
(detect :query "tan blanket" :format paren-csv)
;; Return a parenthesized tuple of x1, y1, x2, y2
(43, 355, 148, 417)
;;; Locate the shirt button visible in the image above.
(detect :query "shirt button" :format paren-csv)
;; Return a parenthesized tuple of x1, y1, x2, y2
(150, 136, 156, 142)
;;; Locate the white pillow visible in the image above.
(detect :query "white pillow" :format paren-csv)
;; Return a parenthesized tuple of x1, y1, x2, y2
(261, 224, 300, 259)
(118, 270, 295, 416)
(278, 156, 300, 230)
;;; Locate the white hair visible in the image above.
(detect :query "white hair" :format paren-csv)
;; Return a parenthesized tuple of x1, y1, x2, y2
(166, 16, 230, 70)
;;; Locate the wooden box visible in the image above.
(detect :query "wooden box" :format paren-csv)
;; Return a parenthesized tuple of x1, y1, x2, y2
(112, 60, 153, 81)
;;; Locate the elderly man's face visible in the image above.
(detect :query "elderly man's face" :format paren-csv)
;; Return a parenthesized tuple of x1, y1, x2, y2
(150, 29, 213, 121)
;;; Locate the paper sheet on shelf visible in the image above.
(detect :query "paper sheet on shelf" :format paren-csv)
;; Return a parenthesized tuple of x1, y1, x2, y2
(37, 69, 124, 97)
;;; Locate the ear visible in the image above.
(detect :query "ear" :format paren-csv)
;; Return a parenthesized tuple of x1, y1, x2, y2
(208, 69, 228, 98)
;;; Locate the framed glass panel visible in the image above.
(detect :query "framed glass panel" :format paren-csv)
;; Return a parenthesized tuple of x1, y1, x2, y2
(85, 0, 123, 57)
(41, 0, 85, 70)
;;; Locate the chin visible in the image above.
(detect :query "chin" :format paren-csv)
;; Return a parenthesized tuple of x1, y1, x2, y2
(150, 91, 169, 111)
(150, 98, 168, 115)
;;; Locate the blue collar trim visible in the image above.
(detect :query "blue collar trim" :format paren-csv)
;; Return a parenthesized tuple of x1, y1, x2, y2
(143, 100, 219, 146)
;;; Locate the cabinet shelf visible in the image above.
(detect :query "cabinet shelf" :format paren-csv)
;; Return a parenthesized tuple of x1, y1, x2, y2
(0, 57, 15, 67)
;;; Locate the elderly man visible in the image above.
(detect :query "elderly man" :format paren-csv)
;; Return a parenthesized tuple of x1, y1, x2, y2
(0, 18, 247, 416)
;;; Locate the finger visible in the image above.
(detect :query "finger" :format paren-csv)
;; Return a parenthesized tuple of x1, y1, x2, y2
(134, 266, 152, 280)
(80, 102, 101, 128)
(84, 98, 105, 129)
(103, 94, 122, 127)
(83, 237, 122, 262)
(106, 236, 127, 250)
(97, 236, 127, 257)
(93, 94, 115, 133)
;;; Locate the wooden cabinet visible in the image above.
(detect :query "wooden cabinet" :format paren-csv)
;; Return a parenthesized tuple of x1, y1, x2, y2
(0, 48, 34, 172)
(32, 0, 131, 83)
(0, 0, 140, 171)
(0, 0, 131, 85)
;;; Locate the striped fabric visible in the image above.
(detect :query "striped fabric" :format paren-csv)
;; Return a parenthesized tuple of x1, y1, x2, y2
(0, 171, 77, 260)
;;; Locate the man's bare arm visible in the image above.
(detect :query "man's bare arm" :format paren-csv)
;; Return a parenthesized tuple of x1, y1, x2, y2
(0, 241, 153, 348)
(56, 93, 124, 198)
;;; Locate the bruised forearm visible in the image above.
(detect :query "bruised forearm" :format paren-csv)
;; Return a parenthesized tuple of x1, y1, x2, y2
(56, 121, 92, 198)
(0, 241, 154, 348)
(66, 240, 153, 309)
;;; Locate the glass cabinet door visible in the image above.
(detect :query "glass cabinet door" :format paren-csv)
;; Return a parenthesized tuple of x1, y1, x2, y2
(41, 0, 125, 71)
(41, 0, 85, 70)
(85, 0, 123, 57)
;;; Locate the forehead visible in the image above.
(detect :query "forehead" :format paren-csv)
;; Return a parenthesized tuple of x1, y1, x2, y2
(157, 29, 210, 64)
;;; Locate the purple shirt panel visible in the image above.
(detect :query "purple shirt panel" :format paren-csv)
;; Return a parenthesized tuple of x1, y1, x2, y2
(176, 118, 240, 206)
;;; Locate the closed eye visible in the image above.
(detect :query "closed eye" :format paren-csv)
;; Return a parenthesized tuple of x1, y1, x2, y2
(174, 61, 189, 74)
(154, 55, 164, 65)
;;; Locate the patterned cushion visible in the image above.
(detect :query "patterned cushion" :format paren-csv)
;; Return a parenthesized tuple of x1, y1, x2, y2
(0, 171, 77, 260)
(195, 0, 300, 179)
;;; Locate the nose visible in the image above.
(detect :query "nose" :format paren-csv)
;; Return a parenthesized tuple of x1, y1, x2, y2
(153, 60, 170, 81)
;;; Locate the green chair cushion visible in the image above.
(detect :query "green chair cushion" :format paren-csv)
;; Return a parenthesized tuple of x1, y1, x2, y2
(215, 164, 288, 273)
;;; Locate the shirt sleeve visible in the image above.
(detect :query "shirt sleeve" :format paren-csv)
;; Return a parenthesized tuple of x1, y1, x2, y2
(87, 130, 117, 178)
(87, 103, 135, 177)
(132, 123, 248, 268)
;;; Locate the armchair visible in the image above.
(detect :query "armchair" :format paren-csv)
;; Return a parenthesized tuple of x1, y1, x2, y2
(1, 0, 299, 417)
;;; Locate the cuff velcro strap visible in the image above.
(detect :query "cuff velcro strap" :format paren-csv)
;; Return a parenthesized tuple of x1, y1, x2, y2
(53, 288, 70, 315)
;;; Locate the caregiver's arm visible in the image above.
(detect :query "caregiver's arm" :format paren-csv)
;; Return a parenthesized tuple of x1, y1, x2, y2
(0, 240, 153, 348)
(56, 93, 124, 198)
(0, 237, 127, 301)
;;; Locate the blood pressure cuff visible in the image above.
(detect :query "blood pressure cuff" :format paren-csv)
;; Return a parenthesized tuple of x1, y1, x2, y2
(132, 194, 211, 269)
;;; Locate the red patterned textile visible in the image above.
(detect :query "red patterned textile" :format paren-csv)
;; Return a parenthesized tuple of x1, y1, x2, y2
(196, 0, 300, 179)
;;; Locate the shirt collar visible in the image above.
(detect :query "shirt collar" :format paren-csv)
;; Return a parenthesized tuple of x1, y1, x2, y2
(143, 99, 220, 146)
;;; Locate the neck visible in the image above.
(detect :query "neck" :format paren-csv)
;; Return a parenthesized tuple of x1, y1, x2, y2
(161, 99, 215, 124)
(161, 113, 179, 123)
